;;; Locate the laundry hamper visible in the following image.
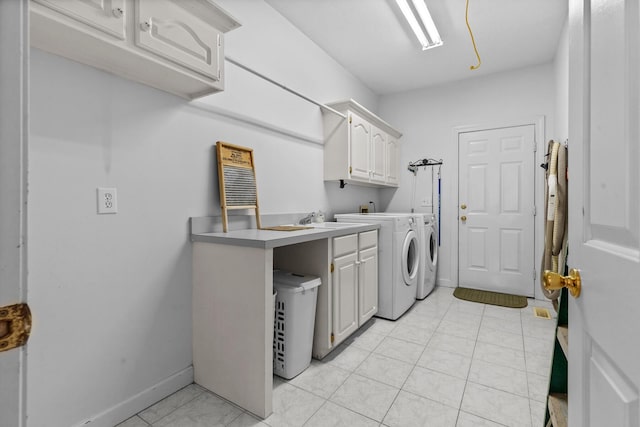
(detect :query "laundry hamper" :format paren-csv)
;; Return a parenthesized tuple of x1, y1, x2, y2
(273, 270, 321, 379)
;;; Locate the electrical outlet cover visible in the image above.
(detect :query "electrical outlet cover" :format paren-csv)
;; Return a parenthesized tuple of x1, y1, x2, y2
(97, 187, 118, 214)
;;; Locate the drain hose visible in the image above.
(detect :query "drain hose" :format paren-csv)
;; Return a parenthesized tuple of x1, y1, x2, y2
(540, 140, 568, 310)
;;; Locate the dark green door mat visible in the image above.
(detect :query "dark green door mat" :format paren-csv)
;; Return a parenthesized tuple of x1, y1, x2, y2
(453, 287, 528, 308)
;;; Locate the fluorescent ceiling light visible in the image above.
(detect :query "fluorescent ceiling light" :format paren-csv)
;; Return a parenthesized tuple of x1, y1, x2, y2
(396, 0, 443, 50)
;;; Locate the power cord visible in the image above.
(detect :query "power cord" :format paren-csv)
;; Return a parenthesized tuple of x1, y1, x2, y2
(466, 0, 481, 70)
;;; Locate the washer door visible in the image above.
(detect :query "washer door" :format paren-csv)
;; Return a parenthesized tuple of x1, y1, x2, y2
(426, 225, 438, 272)
(402, 229, 420, 286)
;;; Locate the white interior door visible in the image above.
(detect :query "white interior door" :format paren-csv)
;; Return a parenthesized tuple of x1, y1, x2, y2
(568, 0, 640, 425)
(458, 125, 535, 296)
(0, 1, 28, 426)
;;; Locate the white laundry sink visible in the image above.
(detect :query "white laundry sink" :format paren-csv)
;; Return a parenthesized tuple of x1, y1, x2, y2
(308, 222, 362, 228)
(282, 222, 364, 229)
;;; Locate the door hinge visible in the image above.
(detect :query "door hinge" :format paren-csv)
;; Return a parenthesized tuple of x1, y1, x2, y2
(349, 166, 352, 174)
(0, 303, 32, 352)
(330, 332, 335, 343)
(349, 116, 352, 124)
(533, 206, 537, 216)
(330, 263, 334, 273)
(218, 34, 221, 47)
(533, 140, 537, 152)
(533, 269, 537, 280)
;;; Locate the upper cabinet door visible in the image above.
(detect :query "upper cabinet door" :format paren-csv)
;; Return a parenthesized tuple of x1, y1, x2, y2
(370, 126, 387, 184)
(386, 137, 399, 186)
(349, 112, 371, 181)
(34, 0, 125, 39)
(136, 0, 222, 81)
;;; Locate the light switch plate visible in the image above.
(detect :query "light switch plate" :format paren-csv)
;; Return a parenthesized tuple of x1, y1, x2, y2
(97, 187, 118, 214)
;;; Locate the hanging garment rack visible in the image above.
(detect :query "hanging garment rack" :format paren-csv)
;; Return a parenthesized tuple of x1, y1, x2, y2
(408, 158, 443, 175)
(225, 56, 346, 119)
(408, 157, 443, 245)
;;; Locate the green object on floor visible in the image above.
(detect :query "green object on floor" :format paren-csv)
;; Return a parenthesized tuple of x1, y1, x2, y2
(453, 287, 528, 308)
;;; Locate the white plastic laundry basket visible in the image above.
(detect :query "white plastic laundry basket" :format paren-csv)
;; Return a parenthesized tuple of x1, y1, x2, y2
(273, 270, 321, 379)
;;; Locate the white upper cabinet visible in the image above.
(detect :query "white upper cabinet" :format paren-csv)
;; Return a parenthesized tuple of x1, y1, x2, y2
(30, 0, 240, 99)
(323, 99, 402, 188)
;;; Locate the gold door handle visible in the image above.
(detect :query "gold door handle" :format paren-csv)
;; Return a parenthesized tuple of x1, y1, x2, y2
(460, 215, 467, 221)
(0, 303, 32, 352)
(543, 268, 581, 298)
(461, 204, 467, 210)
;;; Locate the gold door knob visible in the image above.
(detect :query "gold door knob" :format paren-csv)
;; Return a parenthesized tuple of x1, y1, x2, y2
(460, 215, 467, 221)
(461, 204, 467, 210)
(543, 268, 581, 298)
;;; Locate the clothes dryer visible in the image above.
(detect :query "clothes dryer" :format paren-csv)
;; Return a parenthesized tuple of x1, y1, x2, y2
(418, 213, 438, 299)
(335, 213, 419, 320)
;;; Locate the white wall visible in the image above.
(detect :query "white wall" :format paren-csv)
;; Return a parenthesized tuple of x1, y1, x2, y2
(378, 64, 555, 298)
(26, 1, 379, 426)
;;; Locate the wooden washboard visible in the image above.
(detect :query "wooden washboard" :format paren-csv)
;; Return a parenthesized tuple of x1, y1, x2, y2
(216, 141, 261, 232)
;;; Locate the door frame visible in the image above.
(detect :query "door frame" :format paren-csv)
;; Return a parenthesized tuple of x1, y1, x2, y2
(0, 1, 29, 426)
(451, 116, 545, 299)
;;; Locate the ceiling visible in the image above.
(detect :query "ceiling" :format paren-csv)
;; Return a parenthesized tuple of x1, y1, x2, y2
(265, 0, 568, 95)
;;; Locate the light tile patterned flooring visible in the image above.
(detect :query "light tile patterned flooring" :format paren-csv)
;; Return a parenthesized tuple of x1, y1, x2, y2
(118, 286, 557, 427)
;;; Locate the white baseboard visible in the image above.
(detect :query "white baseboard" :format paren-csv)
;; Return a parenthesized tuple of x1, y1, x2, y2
(73, 366, 194, 427)
(436, 279, 454, 288)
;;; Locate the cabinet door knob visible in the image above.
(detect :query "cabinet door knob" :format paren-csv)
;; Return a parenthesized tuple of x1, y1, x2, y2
(112, 7, 124, 18)
(140, 22, 151, 32)
(460, 215, 467, 221)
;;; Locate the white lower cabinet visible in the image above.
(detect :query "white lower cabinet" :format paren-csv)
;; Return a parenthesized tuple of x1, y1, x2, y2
(327, 230, 379, 352)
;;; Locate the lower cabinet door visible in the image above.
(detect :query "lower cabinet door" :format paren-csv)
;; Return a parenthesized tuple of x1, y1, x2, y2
(358, 246, 378, 325)
(332, 252, 359, 346)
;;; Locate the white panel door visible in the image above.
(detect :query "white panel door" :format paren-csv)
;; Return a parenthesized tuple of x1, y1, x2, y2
(568, 0, 640, 424)
(349, 112, 370, 181)
(332, 252, 358, 346)
(0, 2, 28, 426)
(358, 246, 378, 326)
(370, 126, 386, 184)
(458, 125, 535, 296)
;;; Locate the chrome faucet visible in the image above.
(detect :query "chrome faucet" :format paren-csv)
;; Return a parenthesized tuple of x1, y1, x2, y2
(299, 212, 315, 225)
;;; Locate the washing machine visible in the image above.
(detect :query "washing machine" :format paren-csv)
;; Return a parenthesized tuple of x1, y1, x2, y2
(362, 212, 426, 300)
(334, 213, 420, 320)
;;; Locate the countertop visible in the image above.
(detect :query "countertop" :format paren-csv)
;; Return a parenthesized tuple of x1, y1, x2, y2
(191, 222, 380, 249)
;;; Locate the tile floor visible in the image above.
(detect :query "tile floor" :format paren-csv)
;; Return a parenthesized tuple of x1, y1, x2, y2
(118, 286, 557, 427)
